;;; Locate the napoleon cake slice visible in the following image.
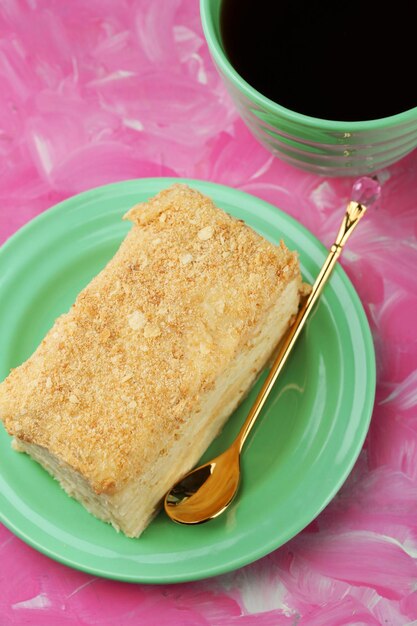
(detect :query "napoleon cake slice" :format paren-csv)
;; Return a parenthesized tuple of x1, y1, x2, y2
(0, 184, 302, 537)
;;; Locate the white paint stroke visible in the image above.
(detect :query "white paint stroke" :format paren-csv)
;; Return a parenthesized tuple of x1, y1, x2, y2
(12, 593, 51, 610)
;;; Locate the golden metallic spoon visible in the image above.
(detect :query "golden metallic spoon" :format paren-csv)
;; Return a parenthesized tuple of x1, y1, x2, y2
(164, 177, 381, 526)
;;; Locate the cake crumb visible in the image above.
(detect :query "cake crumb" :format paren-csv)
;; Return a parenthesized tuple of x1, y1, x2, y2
(197, 226, 214, 241)
(180, 253, 193, 265)
(128, 310, 146, 330)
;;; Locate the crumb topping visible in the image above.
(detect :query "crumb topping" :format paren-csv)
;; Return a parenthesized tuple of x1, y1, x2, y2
(0, 184, 300, 494)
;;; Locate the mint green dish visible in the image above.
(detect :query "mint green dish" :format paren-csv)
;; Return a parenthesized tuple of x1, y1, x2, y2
(200, 0, 417, 176)
(0, 179, 375, 583)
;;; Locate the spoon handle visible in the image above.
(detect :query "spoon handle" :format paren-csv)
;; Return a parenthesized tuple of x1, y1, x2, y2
(236, 199, 368, 451)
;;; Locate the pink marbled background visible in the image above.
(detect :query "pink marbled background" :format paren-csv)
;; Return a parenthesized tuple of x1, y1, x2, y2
(1, 1, 417, 625)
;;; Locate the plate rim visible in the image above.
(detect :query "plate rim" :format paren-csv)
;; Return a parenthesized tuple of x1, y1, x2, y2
(0, 177, 376, 583)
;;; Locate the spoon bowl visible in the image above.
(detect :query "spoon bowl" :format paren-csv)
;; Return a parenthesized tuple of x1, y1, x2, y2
(165, 443, 240, 524)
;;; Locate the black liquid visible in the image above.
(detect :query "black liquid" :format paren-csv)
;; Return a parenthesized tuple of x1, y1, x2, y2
(220, 0, 417, 121)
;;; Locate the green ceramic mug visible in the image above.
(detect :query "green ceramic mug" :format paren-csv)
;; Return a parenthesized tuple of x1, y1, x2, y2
(200, 0, 417, 176)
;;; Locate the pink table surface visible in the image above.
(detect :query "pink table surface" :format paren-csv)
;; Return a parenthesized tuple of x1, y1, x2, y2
(1, 2, 417, 625)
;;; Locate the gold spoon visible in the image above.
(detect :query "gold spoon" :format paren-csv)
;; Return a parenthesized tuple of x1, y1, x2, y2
(164, 177, 381, 525)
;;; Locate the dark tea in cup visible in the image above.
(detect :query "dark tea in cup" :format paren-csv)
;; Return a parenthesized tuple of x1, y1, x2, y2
(220, 0, 417, 121)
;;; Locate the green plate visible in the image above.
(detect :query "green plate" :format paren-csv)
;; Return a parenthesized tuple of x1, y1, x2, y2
(0, 178, 375, 583)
